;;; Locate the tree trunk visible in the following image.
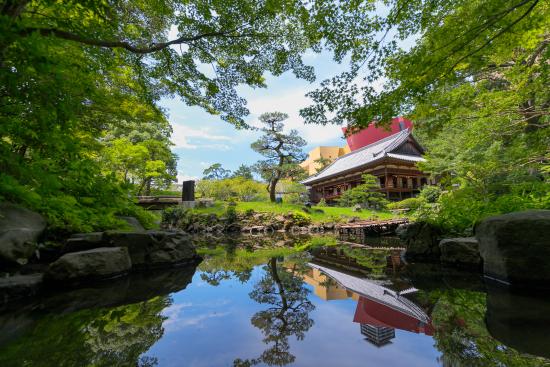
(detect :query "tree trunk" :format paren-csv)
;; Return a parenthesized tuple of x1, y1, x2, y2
(269, 178, 279, 202)
(269, 258, 288, 310)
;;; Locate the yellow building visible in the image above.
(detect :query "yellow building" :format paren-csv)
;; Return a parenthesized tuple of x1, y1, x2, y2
(300, 145, 351, 175)
(301, 266, 360, 301)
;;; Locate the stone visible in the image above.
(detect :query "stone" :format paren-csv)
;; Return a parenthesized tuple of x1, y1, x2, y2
(352, 204, 362, 212)
(0, 203, 46, 265)
(63, 232, 105, 253)
(104, 230, 198, 269)
(395, 223, 408, 239)
(439, 237, 481, 266)
(402, 222, 441, 261)
(226, 223, 241, 232)
(0, 274, 43, 303)
(146, 232, 197, 267)
(117, 216, 145, 231)
(321, 222, 334, 230)
(45, 247, 131, 283)
(476, 210, 550, 287)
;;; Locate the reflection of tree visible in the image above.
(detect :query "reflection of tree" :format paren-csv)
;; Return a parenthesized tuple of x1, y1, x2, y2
(0, 297, 170, 367)
(197, 244, 299, 287)
(341, 247, 388, 277)
(234, 257, 315, 366)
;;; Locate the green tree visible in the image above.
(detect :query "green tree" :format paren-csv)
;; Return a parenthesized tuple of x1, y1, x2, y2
(251, 112, 307, 202)
(337, 174, 388, 209)
(0, 0, 381, 230)
(232, 164, 254, 180)
(313, 157, 332, 173)
(202, 163, 231, 180)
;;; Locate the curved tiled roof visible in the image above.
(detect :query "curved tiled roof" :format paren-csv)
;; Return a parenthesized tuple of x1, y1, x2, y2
(307, 263, 429, 323)
(301, 129, 424, 185)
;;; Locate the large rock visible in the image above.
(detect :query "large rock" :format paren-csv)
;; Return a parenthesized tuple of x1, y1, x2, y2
(476, 210, 550, 287)
(0, 274, 43, 303)
(439, 237, 481, 267)
(104, 230, 198, 269)
(63, 232, 105, 253)
(400, 222, 441, 261)
(0, 203, 46, 265)
(45, 247, 131, 283)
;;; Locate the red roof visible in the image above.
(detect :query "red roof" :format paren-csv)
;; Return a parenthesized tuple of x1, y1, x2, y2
(343, 117, 413, 151)
(353, 296, 434, 336)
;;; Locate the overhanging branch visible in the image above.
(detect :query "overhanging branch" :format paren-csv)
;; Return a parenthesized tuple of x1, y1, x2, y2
(19, 27, 257, 54)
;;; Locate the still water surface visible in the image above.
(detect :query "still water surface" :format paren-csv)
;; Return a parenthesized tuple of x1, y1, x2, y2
(1, 235, 549, 367)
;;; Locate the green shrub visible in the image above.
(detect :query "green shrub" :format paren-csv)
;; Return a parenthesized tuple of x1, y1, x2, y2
(289, 211, 311, 226)
(337, 174, 388, 209)
(387, 197, 424, 211)
(419, 185, 442, 203)
(316, 198, 327, 207)
(225, 202, 238, 223)
(162, 206, 191, 228)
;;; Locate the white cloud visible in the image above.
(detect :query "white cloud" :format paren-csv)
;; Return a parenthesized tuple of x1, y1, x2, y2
(247, 89, 345, 146)
(171, 121, 232, 150)
(176, 172, 198, 183)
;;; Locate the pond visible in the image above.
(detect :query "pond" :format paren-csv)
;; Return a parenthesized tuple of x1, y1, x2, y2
(1, 234, 550, 367)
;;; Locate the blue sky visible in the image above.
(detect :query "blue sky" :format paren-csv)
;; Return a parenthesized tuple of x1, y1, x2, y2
(160, 51, 354, 182)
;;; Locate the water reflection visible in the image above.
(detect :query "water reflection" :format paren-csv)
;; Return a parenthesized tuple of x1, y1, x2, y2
(2, 236, 550, 367)
(0, 266, 197, 367)
(235, 256, 315, 366)
(299, 260, 433, 348)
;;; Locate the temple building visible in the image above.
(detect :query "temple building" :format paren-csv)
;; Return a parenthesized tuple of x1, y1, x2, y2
(302, 121, 435, 203)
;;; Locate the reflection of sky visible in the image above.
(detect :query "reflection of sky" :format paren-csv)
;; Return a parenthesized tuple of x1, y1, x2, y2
(144, 266, 441, 367)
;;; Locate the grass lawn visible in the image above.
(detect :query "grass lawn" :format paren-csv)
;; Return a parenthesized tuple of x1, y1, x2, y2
(191, 201, 396, 223)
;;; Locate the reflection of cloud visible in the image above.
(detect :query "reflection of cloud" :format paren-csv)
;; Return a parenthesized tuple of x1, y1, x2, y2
(163, 311, 230, 332)
(162, 299, 233, 332)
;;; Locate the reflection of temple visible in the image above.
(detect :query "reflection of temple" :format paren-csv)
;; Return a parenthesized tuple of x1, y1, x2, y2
(311, 246, 404, 276)
(360, 324, 395, 346)
(301, 262, 433, 347)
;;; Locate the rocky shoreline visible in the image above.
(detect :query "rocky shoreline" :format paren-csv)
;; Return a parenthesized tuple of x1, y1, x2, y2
(0, 203, 201, 304)
(162, 207, 365, 234)
(397, 210, 550, 289)
(2, 201, 549, 304)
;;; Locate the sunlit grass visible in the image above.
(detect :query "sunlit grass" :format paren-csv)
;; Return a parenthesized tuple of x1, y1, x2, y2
(191, 201, 396, 223)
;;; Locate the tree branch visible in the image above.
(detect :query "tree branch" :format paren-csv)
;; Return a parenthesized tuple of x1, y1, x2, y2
(18, 26, 258, 54)
(445, 0, 540, 74)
